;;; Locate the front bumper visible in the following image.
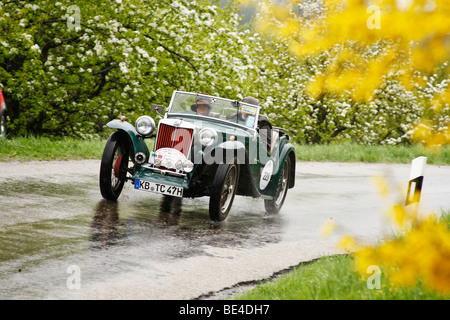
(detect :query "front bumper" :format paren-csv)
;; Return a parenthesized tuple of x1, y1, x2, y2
(132, 164, 190, 194)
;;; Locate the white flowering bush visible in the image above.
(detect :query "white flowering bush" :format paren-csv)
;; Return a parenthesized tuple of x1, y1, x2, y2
(238, 32, 424, 145)
(0, 0, 256, 137)
(1, 0, 447, 145)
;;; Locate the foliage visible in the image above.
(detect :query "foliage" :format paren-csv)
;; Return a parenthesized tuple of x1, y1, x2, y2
(227, 29, 424, 144)
(324, 174, 450, 296)
(235, 254, 449, 299)
(354, 214, 450, 295)
(250, 0, 450, 101)
(239, 0, 450, 145)
(0, 0, 253, 138)
(1, 0, 449, 146)
(350, 176, 450, 295)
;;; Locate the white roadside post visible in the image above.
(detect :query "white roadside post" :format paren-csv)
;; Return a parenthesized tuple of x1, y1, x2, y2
(405, 156, 427, 206)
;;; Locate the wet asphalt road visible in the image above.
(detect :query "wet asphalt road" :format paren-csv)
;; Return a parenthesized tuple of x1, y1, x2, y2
(0, 159, 449, 299)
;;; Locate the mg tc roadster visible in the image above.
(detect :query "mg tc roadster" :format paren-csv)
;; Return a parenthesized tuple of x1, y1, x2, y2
(99, 91, 296, 221)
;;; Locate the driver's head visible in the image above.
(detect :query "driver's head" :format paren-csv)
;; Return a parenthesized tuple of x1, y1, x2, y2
(196, 101, 210, 115)
(191, 96, 212, 115)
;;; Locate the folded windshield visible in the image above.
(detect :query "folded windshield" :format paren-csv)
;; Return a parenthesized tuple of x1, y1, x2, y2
(168, 91, 259, 129)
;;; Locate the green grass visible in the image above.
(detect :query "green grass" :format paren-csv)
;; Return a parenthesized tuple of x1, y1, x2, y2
(234, 255, 448, 300)
(294, 143, 450, 165)
(235, 213, 450, 300)
(0, 136, 107, 161)
(2, 137, 450, 164)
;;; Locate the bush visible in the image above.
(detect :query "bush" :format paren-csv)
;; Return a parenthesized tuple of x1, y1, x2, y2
(1, 0, 448, 146)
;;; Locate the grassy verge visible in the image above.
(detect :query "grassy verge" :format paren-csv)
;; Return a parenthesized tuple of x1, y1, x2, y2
(1, 137, 450, 164)
(234, 254, 449, 300)
(294, 143, 450, 165)
(235, 213, 450, 300)
(0, 136, 107, 161)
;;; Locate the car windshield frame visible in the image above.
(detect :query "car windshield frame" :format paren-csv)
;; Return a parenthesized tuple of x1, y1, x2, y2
(166, 91, 260, 130)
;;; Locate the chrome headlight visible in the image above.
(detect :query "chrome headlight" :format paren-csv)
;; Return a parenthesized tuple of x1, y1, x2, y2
(199, 128, 218, 147)
(135, 152, 146, 165)
(135, 116, 155, 136)
(182, 160, 194, 173)
(175, 160, 183, 171)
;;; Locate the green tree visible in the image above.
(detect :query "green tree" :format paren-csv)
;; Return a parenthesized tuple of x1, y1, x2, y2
(0, 0, 254, 137)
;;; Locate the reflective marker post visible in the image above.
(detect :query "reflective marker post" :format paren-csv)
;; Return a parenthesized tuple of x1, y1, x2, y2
(405, 156, 427, 206)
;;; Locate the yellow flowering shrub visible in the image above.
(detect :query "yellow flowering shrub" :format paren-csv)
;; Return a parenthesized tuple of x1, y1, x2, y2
(338, 175, 450, 295)
(354, 215, 450, 294)
(241, 0, 450, 146)
(248, 0, 450, 101)
(248, 1, 450, 293)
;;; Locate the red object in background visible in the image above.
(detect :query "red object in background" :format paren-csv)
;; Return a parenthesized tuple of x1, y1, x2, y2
(0, 89, 5, 114)
(1, 89, 6, 137)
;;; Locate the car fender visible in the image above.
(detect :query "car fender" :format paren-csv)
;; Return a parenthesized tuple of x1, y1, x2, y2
(278, 142, 296, 189)
(199, 140, 261, 198)
(202, 140, 247, 164)
(106, 119, 150, 159)
(216, 140, 246, 152)
(262, 142, 295, 197)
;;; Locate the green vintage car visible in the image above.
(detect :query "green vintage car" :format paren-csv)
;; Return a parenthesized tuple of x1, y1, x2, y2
(99, 91, 296, 221)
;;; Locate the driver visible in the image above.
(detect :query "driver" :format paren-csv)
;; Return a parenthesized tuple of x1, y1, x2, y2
(191, 96, 212, 116)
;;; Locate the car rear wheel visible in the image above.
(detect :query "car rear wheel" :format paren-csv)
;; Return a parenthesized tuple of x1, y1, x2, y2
(264, 156, 290, 214)
(209, 158, 239, 221)
(99, 132, 130, 200)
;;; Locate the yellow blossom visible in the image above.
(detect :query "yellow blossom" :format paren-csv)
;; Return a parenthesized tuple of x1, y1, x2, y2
(338, 235, 358, 252)
(354, 215, 450, 294)
(372, 175, 390, 197)
(251, 0, 450, 102)
(412, 120, 450, 149)
(320, 220, 337, 238)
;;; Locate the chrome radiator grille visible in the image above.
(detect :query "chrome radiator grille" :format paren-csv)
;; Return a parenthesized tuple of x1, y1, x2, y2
(155, 124, 193, 157)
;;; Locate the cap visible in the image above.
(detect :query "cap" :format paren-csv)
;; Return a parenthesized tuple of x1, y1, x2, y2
(242, 97, 259, 106)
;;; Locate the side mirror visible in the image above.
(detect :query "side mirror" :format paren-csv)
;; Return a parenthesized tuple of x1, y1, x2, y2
(151, 104, 165, 116)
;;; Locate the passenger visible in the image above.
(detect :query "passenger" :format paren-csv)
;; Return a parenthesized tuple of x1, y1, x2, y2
(241, 97, 272, 152)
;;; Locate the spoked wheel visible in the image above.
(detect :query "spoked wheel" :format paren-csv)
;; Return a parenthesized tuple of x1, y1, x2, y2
(99, 132, 130, 200)
(264, 157, 290, 214)
(209, 158, 239, 221)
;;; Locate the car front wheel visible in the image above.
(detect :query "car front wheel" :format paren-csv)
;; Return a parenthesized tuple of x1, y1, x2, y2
(209, 158, 239, 221)
(99, 132, 130, 200)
